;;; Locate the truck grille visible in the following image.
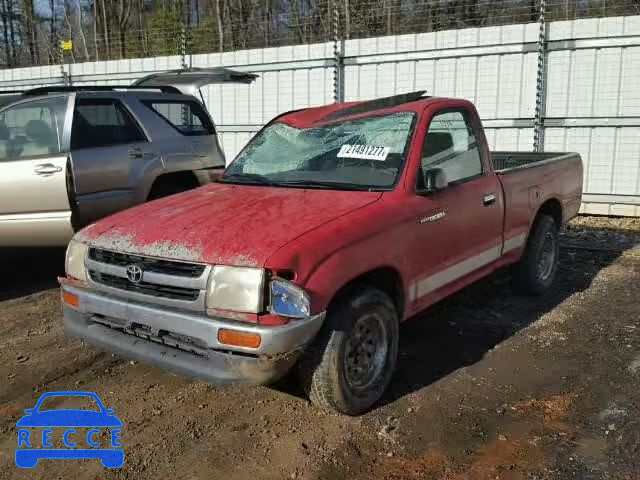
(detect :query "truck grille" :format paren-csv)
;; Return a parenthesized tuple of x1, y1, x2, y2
(89, 248, 205, 278)
(86, 248, 210, 311)
(89, 271, 199, 301)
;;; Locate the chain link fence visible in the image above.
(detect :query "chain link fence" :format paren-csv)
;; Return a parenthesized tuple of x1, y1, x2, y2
(1, 1, 639, 69)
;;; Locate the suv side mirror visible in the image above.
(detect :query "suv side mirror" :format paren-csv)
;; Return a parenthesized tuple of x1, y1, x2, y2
(420, 167, 448, 194)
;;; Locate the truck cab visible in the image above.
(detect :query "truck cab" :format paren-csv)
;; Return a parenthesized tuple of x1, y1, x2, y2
(60, 92, 582, 415)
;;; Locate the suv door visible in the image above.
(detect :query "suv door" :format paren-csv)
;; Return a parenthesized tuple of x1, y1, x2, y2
(69, 96, 152, 226)
(0, 95, 74, 246)
(408, 108, 504, 311)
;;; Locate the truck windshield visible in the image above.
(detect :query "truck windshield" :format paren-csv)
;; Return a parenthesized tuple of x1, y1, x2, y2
(224, 112, 416, 190)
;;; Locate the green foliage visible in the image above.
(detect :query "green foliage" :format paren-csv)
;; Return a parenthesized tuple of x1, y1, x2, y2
(146, 6, 184, 56)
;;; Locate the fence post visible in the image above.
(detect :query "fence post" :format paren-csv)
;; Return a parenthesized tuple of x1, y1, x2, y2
(180, 20, 189, 69)
(332, 0, 344, 103)
(533, 0, 547, 152)
(59, 43, 71, 86)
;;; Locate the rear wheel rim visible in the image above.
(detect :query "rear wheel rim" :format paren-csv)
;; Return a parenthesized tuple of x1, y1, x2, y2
(537, 231, 557, 281)
(344, 313, 388, 391)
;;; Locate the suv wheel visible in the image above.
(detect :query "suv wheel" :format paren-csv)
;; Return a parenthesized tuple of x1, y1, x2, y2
(297, 285, 399, 415)
(512, 214, 560, 295)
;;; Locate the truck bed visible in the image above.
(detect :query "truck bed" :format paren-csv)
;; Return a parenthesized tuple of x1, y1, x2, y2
(491, 151, 580, 173)
(491, 150, 583, 252)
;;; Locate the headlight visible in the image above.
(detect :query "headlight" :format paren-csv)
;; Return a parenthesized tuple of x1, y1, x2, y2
(206, 266, 265, 313)
(269, 277, 310, 318)
(65, 240, 88, 281)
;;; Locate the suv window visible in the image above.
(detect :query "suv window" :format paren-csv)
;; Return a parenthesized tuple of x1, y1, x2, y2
(142, 100, 214, 136)
(71, 98, 146, 150)
(0, 96, 67, 161)
(419, 110, 482, 186)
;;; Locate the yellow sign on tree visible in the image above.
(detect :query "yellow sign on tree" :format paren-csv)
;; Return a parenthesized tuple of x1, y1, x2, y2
(60, 40, 73, 51)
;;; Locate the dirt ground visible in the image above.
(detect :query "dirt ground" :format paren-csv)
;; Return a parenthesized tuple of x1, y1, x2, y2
(0, 216, 639, 480)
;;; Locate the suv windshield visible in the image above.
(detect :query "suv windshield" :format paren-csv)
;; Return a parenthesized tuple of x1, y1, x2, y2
(224, 112, 416, 190)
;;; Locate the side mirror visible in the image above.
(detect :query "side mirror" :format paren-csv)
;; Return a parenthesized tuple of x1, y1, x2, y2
(421, 167, 448, 194)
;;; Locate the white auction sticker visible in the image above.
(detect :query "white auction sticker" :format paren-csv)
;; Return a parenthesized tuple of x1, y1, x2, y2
(337, 144, 390, 161)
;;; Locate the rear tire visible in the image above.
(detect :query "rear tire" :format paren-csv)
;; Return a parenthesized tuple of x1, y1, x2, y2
(297, 285, 399, 415)
(512, 214, 559, 295)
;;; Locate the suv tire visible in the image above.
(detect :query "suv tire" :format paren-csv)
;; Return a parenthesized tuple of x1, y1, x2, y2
(297, 285, 399, 415)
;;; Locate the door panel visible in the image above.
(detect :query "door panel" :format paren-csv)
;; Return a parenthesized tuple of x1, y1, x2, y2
(69, 97, 153, 226)
(406, 108, 504, 314)
(0, 95, 73, 246)
(0, 155, 73, 246)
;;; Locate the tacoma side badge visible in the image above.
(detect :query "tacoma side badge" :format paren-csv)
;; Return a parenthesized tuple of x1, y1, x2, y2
(419, 211, 447, 224)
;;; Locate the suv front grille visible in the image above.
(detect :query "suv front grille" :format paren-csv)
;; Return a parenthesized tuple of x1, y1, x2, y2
(89, 248, 205, 278)
(90, 271, 200, 301)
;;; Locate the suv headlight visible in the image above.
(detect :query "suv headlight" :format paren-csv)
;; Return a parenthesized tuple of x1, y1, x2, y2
(206, 266, 265, 313)
(269, 277, 310, 318)
(65, 240, 88, 281)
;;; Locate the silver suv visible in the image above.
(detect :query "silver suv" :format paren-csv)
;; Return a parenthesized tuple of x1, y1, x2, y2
(0, 68, 256, 247)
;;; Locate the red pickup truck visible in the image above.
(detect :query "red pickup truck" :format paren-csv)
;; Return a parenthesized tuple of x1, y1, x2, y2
(60, 92, 583, 414)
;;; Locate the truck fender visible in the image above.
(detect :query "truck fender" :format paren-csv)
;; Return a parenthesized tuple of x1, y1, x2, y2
(304, 252, 406, 319)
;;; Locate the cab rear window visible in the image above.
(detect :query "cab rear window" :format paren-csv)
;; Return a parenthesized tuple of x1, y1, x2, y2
(142, 100, 214, 136)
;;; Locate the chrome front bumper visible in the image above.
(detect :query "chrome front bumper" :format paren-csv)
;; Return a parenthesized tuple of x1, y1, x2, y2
(62, 285, 325, 385)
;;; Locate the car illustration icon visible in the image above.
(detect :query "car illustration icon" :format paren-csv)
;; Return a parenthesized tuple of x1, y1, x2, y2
(15, 391, 123, 468)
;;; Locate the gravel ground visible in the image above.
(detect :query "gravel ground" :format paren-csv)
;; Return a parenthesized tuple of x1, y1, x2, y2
(0, 216, 638, 480)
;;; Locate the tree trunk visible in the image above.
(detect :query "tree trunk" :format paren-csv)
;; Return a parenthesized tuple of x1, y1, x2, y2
(62, 1, 77, 62)
(21, 0, 39, 65)
(93, 0, 99, 60)
(0, 0, 11, 66)
(344, 0, 350, 40)
(214, 0, 223, 52)
(76, 0, 90, 61)
(101, 0, 110, 59)
(49, 0, 58, 64)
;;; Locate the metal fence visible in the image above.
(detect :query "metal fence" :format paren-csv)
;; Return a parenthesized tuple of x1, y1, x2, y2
(2, 1, 639, 69)
(0, 1, 639, 215)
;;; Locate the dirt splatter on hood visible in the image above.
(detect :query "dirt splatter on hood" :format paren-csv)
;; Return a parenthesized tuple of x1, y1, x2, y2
(76, 183, 381, 266)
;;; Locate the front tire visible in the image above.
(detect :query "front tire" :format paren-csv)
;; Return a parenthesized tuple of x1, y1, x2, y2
(512, 214, 560, 295)
(297, 285, 399, 415)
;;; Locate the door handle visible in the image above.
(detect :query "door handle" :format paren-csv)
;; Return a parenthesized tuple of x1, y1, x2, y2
(128, 148, 145, 159)
(483, 193, 496, 206)
(34, 163, 63, 175)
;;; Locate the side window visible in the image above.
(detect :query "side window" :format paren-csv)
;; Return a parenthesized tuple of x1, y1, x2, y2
(419, 110, 482, 186)
(142, 100, 215, 136)
(71, 98, 146, 150)
(0, 96, 67, 161)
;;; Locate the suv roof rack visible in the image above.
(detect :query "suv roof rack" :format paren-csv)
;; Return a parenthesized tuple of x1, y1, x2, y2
(23, 85, 182, 95)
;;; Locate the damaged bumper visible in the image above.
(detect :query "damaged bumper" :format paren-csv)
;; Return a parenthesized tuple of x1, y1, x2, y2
(61, 285, 325, 385)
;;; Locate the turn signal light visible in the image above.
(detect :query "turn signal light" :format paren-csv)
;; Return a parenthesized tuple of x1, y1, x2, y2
(217, 329, 261, 349)
(62, 291, 79, 308)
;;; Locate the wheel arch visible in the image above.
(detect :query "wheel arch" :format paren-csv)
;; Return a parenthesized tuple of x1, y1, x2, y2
(146, 170, 200, 200)
(327, 266, 405, 321)
(535, 197, 563, 229)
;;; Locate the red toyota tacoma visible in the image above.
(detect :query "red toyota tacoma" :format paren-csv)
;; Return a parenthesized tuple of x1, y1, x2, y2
(60, 92, 583, 414)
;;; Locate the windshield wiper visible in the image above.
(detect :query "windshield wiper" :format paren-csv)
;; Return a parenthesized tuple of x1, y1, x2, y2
(220, 173, 274, 185)
(270, 180, 384, 191)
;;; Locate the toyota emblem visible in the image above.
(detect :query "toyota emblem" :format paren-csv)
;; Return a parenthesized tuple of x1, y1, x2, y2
(126, 264, 143, 284)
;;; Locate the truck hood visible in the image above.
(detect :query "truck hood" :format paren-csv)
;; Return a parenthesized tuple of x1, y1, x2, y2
(77, 183, 381, 267)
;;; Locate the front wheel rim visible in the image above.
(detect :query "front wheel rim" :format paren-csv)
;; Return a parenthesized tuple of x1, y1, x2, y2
(537, 231, 557, 281)
(344, 313, 388, 390)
